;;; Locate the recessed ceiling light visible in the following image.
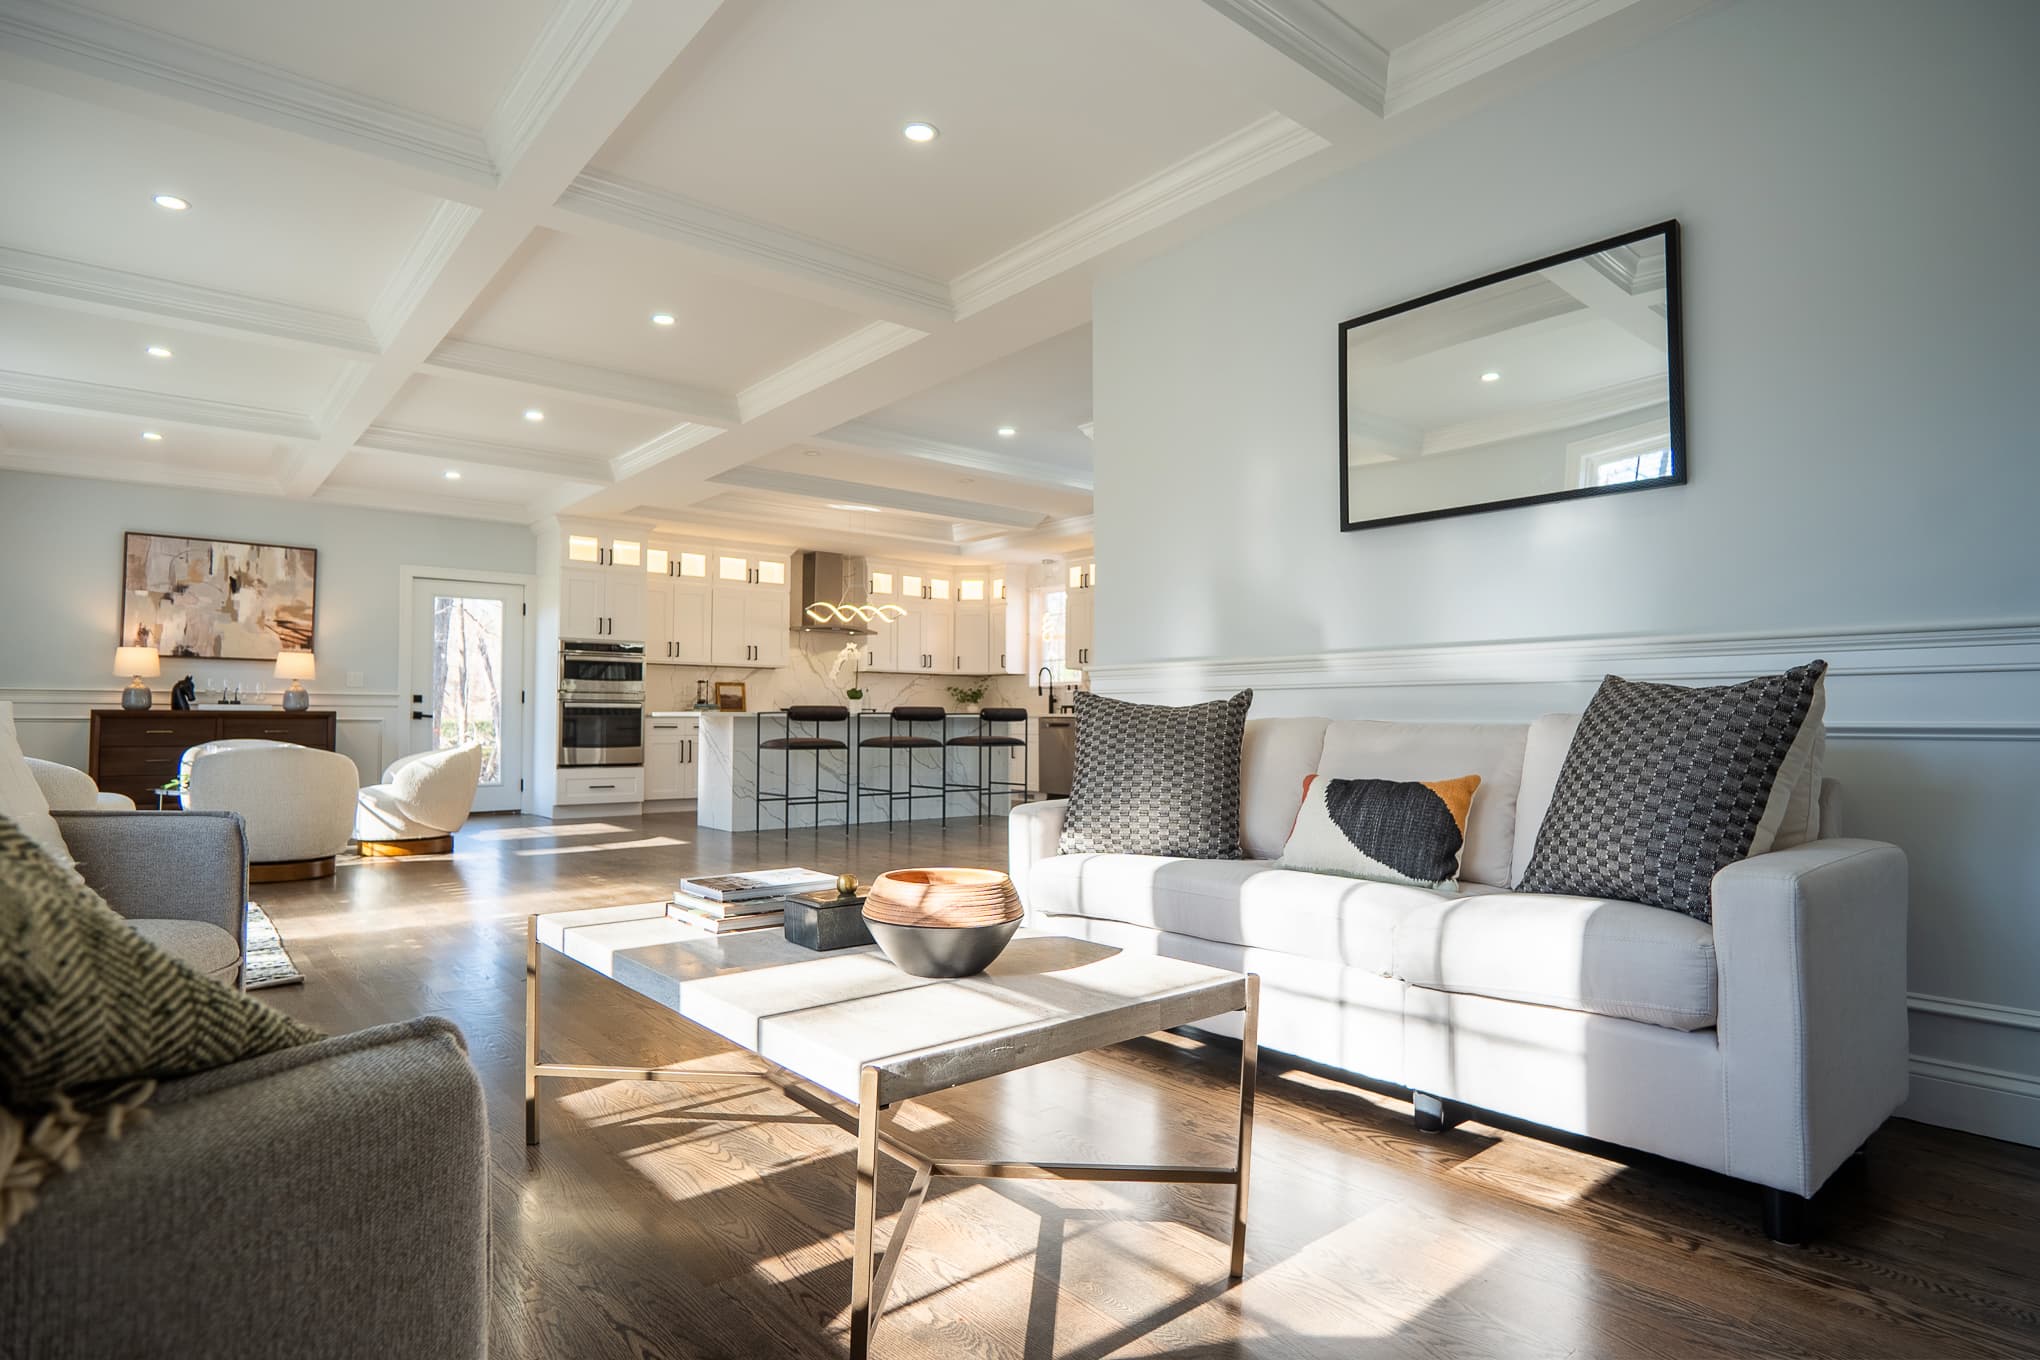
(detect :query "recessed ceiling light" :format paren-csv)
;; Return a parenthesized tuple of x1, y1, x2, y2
(828, 503, 882, 513)
(141, 431, 163, 441)
(444, 470, 462, 480)
(523, 408, 544, 422)
(902, 122, 938, 143)
(145, 345, 173, 358)
(1480, 371, 1501, 383)
(650, 312, 675, 326)
(152, 194, 190, 211)
(996, 425, 1017, 438)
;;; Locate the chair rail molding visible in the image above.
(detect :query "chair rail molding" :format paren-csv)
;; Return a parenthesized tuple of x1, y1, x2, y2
(1089, 617, 2040, 1149)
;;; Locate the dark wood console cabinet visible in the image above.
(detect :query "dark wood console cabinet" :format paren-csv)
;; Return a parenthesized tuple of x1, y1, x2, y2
(88, 708, 338, 805)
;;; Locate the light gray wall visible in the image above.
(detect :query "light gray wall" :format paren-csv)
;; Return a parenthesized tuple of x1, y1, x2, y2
(1091, 0, 2040, 1145)
(0, 470, 536, 775)
(1096, 0, 2039, 662)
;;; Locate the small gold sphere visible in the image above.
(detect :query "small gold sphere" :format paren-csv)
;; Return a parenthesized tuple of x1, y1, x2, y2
(836, 873, 859, 898)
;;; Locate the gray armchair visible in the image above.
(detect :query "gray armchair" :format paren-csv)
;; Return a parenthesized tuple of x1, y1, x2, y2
(0, 810, 491, 1359)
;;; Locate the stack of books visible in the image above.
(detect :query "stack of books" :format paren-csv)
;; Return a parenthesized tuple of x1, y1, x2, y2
(666, 868, 837, 935)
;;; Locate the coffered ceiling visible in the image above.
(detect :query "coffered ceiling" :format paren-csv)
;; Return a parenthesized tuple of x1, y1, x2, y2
(0, 0, 1715, 558)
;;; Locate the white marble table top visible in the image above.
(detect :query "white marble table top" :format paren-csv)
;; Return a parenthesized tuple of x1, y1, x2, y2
(536, 904, 1250, 1105)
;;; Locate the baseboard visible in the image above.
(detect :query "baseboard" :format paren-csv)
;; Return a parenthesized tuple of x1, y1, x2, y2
(1902, 1057, 2040, 1146)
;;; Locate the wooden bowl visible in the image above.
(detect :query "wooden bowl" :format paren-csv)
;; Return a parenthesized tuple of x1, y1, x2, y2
(863, 867, 1022, 928)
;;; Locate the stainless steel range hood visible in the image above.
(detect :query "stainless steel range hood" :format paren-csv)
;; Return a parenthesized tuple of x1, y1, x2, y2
(790, 550, 875, 635)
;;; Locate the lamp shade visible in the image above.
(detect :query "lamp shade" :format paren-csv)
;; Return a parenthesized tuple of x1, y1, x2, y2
(274, 650, 316, 681)
(114, 645, 161, 677)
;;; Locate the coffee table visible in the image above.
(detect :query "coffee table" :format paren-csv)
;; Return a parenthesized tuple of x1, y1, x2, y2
(526, 904, 1259, 1357)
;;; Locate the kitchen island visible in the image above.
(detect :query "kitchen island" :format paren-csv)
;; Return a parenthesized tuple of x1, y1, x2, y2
(695, 710, 1036, 831)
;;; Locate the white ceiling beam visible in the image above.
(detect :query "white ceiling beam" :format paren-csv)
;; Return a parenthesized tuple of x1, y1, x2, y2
(0, 0, 494, 201)
(1420, 374, 1666, 458)
(0, 247, 379, 356)
(550, 173, 954, 327)
(1540, 257, 1669, 352)
(736, 324, 927, 425)
(313, 483, 536, 524)
(824, 421, 1093, 493)
(611, 422, 724, 480)
(421, 338, 738, 424)
(0, 444, 286, 497)
(682, 494, 976, 553)
(356, 425, 614, 483)
(0, 367, 317, 440)
(951, 513, 1097, 557)
(1197, 0, 1388, 115)
(707, 465, 1047, 529)
(281, 0, 732, 498)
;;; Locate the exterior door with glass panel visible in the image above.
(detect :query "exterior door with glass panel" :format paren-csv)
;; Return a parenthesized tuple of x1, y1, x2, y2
(409, 578, 526, 813)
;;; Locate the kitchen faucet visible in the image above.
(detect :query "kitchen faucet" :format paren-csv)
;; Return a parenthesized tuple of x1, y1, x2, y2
(1036, 666, 1055, 711)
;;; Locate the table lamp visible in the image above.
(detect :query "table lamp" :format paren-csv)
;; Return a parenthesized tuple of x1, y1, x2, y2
(114, 645, 161, 711)
(274, 650, 316, 711)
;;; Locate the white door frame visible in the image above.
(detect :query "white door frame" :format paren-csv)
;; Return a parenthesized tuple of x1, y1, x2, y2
(398, 566, 539, 814)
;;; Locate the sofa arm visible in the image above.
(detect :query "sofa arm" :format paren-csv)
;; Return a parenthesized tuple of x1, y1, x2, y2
(1009, 798, 1068, 913)
(53, 810, 248, 956)
(1713, 838, 1909, 1197)
(0, 1018, 488, 1360)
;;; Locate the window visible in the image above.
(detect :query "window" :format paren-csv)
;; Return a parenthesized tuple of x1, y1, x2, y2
(1584, 445, 1673, 487)
(1031, 587, 1082, 684)
(1570, 423, 1675, 489)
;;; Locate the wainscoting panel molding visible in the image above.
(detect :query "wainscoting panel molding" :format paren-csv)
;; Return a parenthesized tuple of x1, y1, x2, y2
(1089, 618, 2040, 1147)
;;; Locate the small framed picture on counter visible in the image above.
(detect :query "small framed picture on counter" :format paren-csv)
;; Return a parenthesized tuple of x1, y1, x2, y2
(715, 681, 747, 712)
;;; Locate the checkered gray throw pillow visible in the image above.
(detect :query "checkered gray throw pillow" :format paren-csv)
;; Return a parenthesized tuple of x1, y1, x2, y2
(1516, 662, 1828, 920)
(1058, 690, 1252, 859)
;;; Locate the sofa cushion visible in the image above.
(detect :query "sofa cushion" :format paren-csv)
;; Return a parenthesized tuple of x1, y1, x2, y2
(1029, 853, 1448, 974)
(0, 703, 71, 869)
(1314, 720, 1527, 888)
(127, 920, 241, 985)
(1239, 717, 1330, 859)
(1516, 663, 1829, 920)
(1059, 690, 1252, 859)
(1393, 890, 1718, 1031)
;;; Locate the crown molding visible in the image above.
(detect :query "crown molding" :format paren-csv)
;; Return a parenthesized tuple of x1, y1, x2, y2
(556, 171, 953, 324)
(1199, 0, 1388, 113)
(368, 201, 485, 347)
(0, 444, 284, 497)
(609, 422, 725, 480)
(0, 246, 378, 355)
(313, 482, 534, 523)
(0, 367, 318, 440)
(951, 114, 1327, 319)
(708, 465, 1047, 528)
(422, 338, 738, 424)
(736, 323, 927, 423)
(1387, 0, 1643, 116)
(356, 424, 614, 482)
(486, 0, 631, 169)
(826, 420, 1094, 493)
(0, 0, 494, 187)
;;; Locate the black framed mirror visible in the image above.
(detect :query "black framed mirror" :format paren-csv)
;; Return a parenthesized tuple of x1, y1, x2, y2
(1339, 220, 1685, 531)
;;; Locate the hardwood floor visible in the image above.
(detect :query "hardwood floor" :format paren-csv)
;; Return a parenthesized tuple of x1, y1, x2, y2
(257, 810, 2040, 1359)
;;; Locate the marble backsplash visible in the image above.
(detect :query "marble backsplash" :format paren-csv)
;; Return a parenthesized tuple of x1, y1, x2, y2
(644, 632, 1057, 715)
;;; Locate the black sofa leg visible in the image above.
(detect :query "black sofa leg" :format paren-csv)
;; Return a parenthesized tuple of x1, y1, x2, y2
(1412, 1092, 1462, 1133)
(1763, 1187, 1812, 1245)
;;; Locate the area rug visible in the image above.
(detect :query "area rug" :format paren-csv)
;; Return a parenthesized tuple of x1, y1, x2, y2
(243, 903, 304, 990)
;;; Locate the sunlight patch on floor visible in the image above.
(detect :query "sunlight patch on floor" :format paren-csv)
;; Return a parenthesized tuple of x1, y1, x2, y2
(513, 835, 689, 857)
(473, 822, 631, 841)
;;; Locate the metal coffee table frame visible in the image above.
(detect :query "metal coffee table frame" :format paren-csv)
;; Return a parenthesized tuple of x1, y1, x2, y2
(524, 917, 1260, 1358)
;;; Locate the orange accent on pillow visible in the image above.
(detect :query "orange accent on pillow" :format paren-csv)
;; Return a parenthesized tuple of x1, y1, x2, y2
(1421, 774, 1482, 836)
(1287, 772, 1317, 844)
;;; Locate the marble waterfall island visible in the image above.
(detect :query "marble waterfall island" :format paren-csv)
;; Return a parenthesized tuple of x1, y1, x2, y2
(697, 712, 1023, 831)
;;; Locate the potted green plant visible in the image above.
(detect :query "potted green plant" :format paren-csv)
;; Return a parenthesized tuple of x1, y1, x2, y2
(946, 681, 988, 712)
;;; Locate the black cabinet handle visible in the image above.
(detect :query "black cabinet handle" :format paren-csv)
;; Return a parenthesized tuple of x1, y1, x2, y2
(412, 711, 433, 720)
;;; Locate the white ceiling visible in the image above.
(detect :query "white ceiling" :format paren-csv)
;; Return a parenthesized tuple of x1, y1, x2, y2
(0, 0, 1716, 554)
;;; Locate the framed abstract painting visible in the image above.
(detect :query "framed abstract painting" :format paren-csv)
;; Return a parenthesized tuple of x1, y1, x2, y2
(120, 531, 319, 659)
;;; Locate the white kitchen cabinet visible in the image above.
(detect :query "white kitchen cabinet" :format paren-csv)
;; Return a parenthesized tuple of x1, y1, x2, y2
(922, 605, 955, 674)
(644, 714, 699, 801)
(954, 602, 991, 674)
(706, 547, 790, 666)
(1065, 565, 1096, 669)
(560, 563, 645, 643)
(646, 575, 711, 664)
(564, 530, 643, 568)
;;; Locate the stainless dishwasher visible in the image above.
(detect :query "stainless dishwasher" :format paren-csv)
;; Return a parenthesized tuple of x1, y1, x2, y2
(1037, 714, 1077, 798)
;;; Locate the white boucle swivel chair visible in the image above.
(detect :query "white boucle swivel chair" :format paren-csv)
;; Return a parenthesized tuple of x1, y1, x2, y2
(353, 744, 484, 856)
(181, 738, 359, 881)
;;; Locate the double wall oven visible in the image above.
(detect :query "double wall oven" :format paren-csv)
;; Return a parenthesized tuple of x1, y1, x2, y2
(558, 640, 645, 767)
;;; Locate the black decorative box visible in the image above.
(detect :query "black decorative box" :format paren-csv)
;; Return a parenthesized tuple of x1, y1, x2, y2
(782, 892, 873, 952)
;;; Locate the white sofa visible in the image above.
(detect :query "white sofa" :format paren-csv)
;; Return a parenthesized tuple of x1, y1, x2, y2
(182, 738, 359, 881)
(354, 744, 484, 853)
(1010, 715, 1909, 1242)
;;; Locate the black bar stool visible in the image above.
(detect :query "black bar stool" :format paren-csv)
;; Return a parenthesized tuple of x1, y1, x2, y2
(854, 706, 948, 830)
(756, 705, 852, 836)
(945, 707, 1030, 818)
